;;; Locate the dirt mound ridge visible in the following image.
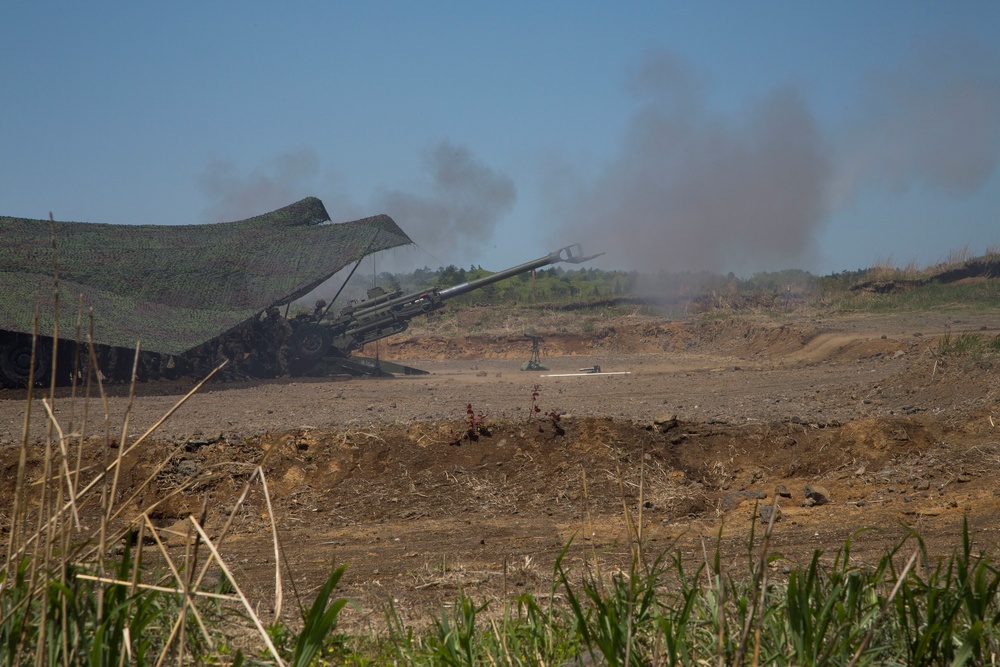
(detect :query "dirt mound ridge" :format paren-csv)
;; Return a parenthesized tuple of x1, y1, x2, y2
(852, 257, 1000, 294)
(372, 317, 905, 364)
(8, 410, 996, 620)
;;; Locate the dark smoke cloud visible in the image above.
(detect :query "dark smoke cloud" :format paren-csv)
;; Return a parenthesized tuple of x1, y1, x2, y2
(375, 141, 516, 265)
(198, 148, 321, 222)
(553, 40, 1000, 275)
(196, 142, 513, 276)
(551, 51, 831, 274)
(832, 37, 1000, 204)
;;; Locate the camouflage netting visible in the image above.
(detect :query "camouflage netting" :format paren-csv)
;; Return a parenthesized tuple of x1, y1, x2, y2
(0, 197, 412, 354)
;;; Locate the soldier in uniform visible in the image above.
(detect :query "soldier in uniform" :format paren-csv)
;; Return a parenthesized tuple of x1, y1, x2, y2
(265, 306, 294, 376)
(138, 351, 160, 382)
(215, 323, 252, 381)
(313, 299, 327, 321)
(185, 341, 214, 379)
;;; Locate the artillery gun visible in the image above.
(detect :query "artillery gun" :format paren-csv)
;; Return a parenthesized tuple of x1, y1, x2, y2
(0, 244, 599, 386)
(287, 243, 600, 376)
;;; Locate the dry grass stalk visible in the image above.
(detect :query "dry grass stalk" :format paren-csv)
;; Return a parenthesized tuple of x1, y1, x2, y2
(188, 516, 286, 665)
(615, 465, 644, 569)
(74, 573, 238, 602)
(28, 316, 55, 666)
(153, 526, 200, 667)
(39, 398, 82, 528)
(637, 444, 645, 566)
(107, 340, 143, 529)
(732, 495, 780, 667)
(257, 469, 286, 621)
(87, 334, 114, 624)
(580, 466, 603, 587)
(4, 360, 230, 570)
(2, 315, 39, 587)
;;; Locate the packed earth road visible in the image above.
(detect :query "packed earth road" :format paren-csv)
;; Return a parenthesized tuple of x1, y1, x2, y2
(2, 309, 1000, 629)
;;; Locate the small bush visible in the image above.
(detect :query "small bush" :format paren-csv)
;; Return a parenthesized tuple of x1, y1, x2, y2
(938, 331, 1000, 357)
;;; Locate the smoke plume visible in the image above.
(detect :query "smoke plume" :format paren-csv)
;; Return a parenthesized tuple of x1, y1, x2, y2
(552, 40, 1000, 274)
(832, 37, 1000, 205)
(375, 141, 516, 265)
(196, 142, 514, 275)
(551, 51, 831, 274)
(198, 148, 321, 223)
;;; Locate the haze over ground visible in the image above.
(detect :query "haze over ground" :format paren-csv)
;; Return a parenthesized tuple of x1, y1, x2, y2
(3, 3, 999, 276)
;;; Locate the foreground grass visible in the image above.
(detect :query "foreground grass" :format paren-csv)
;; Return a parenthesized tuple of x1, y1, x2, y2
(4, 522, 1000, 666)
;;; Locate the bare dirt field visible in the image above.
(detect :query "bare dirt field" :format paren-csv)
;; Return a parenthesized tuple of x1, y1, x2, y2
(3, 309, 1000, 630)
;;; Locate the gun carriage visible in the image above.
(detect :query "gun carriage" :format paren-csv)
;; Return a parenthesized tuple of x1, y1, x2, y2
(286, 243, 600, 377)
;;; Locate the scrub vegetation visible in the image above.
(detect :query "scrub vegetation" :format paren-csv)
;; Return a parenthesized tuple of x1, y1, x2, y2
(344, 249, 1000, 322)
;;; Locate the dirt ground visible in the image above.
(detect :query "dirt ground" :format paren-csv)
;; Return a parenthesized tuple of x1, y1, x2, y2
(3, 309, 1000, 630)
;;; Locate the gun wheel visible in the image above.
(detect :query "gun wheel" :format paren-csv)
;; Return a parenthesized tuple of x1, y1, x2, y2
(0, 340, 50, 387)
(292, 323, 332, 362)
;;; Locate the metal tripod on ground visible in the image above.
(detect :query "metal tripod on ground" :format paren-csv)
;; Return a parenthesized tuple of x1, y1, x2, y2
(521, 333, 548, 371)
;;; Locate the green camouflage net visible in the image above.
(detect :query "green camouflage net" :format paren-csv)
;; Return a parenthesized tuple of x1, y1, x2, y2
(0, 197, 412, 354)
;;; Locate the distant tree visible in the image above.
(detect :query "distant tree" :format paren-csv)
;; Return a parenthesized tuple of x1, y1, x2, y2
(479, 283, 499, 302)
(413, 267, 432, 285)
(440, 265, 467, 287)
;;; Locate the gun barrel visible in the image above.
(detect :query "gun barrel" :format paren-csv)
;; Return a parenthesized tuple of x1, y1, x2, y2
(438, 244, 599, 300)
(293, 243, 601, 364)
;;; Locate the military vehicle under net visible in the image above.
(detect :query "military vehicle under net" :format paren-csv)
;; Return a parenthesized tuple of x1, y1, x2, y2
(0, 197, 411, 387)
(1, 197, 600, 386)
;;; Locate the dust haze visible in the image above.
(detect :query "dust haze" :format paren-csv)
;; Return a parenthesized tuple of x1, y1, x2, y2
(551, 40, 1000, 274)
(373, 141, 516, 268)
(198, 142, 515, 272)
(832, 37, 1000, 205)
(198, 148, 324, 223)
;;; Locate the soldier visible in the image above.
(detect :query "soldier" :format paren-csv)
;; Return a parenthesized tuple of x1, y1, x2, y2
(216, 323, 251, 381)
(265, 306, 293, 376)
(313, 299, 327, 321)
(138, 351, 160, 381)
(185, 341, 214, 378)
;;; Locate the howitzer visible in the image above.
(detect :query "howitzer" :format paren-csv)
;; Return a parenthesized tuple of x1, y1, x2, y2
(288, 243, 601, 376)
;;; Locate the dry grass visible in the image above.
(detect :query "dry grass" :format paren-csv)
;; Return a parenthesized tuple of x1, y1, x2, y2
(0, 332, 308, 663)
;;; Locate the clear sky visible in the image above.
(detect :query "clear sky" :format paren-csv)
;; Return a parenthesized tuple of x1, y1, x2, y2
(3, 2, 999, 276)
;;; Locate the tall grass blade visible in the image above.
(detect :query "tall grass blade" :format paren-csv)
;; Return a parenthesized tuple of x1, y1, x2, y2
(291, 562, 350, 667)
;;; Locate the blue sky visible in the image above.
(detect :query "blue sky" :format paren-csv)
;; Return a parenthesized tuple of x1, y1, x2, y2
(3, 2, 999, 276)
